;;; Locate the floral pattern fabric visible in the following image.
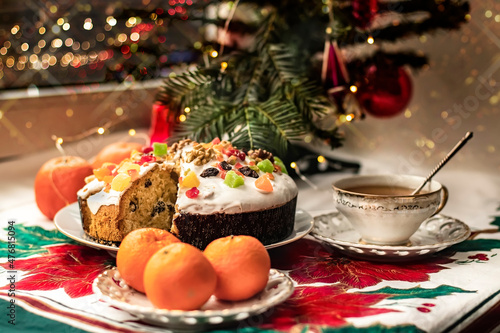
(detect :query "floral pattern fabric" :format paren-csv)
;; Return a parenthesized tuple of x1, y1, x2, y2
(1, 213, 500, 332)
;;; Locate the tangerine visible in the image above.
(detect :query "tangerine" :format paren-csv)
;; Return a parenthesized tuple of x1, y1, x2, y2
(116, 228, 180, 293)
(35, 156, 93, 220)
(204, 235, 270, 301)
(144, 243, 217, 310)
(92, 142, 144, 169)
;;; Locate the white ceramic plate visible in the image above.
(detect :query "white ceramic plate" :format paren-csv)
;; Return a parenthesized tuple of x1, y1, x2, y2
(311, 212, 471, 261)
(92, 267, 294, 330)
(54, 203, 313, 255)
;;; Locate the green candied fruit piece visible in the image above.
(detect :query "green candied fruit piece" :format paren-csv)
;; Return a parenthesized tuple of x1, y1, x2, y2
(257, 159, 274, 173)
(274, 156, 288, 175)
(224, 170, 245, 188)
(153, 142, 168, 156)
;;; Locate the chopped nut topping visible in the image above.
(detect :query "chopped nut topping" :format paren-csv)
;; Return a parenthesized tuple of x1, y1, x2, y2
(220, 140, 232, 149)
(169, 139, 193, 155)
(185, 144, 215, 166)
(248, 148, 274, 163)
(227, 155, 237, 165)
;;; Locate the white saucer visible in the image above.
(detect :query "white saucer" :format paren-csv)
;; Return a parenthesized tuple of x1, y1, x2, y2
(311, 212, 471, 261)
(54, 203, 313, 255)
(93, 267, 294, 330)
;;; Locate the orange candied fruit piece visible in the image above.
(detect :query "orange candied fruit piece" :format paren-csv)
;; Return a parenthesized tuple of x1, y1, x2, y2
(128, 169, 139, 181)
(111, 173, 132, 191)
(180, 170, 200, 188)
(117, 161, 140, 174)
(103, 175, 114, 184)
(93, 167, 111, 181)
(102, 162, 117, 170)
(234, 169, 244, 177)
(255, 174, 273, 192)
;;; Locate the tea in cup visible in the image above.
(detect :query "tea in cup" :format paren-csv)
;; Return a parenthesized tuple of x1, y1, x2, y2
(332, 175, 448, 245)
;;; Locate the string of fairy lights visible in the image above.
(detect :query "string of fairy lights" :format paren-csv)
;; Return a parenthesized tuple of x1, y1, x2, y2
(0, 0, 204, 87)
(1, 1, 498, 167)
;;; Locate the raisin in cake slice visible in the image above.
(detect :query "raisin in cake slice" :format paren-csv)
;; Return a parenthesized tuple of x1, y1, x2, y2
(78, 149, 179, 243)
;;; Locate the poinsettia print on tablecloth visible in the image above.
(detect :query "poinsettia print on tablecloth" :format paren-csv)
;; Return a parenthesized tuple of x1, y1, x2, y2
(261, 284, 397, 330)
(269, 238, 454, 289)
(0, 225, 114, 298)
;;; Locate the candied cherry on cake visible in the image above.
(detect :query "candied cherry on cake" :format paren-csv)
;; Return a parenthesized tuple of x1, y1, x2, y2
(225, 148, 246, 161)
(186, 187, 200, 199)
(135, 154, 157, 166)
(142, 146, 153, 154)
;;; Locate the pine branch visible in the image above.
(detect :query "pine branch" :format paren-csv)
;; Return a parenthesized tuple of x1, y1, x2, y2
(156, 71, 213, 118)
(336, 1, 470, 46)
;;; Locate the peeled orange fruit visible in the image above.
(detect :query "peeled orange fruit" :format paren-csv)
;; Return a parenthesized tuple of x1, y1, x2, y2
(116, 228, 180, 293)
(204, 235, 270, 301)
(144, 243, 217, 310)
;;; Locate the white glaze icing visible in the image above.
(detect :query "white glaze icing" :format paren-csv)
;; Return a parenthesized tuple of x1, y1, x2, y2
(77, 162, 159, 214)
(176, 145, 298, 214)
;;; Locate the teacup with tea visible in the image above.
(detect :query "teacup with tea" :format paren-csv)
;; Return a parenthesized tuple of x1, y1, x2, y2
(332, 174, 448, 245)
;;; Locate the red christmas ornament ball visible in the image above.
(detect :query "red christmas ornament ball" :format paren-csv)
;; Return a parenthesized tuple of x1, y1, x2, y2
(356, 65, 413, 118)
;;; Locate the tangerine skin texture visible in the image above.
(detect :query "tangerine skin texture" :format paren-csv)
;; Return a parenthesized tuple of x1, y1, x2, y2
(92, 142, 143, 169)
(116, 228, 180, 293)
(144, 243, 217, 310)
(204, 235, 271, 301)
(35, 156, 92, 220)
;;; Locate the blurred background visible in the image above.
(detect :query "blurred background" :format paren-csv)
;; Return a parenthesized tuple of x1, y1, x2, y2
(0, 0, 498, 176)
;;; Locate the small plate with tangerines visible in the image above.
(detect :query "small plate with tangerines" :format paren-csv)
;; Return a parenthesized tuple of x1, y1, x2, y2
(92, 231, 294, 330)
